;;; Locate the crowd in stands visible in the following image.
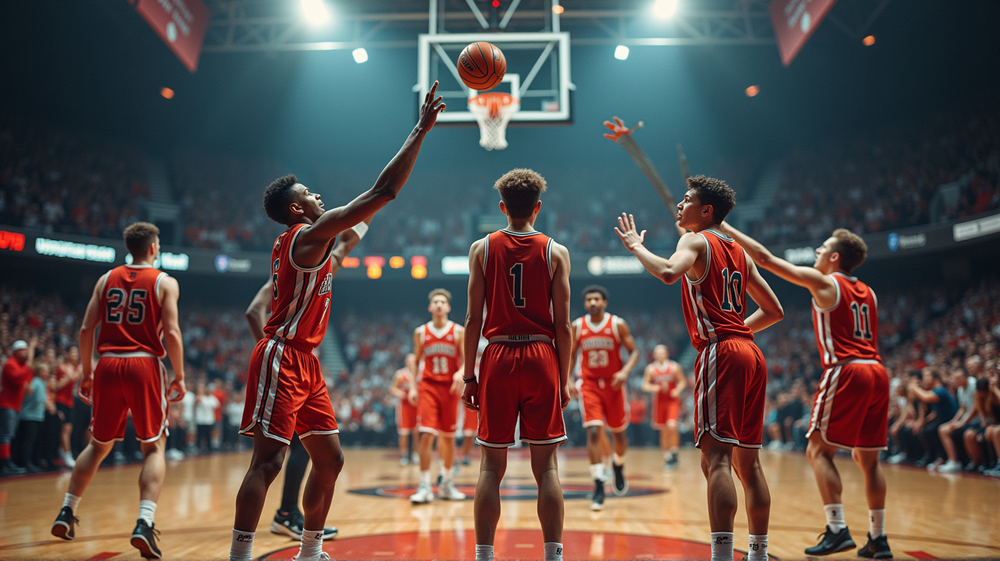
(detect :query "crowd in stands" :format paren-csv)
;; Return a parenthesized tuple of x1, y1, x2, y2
(2, 269, 999, 476)
(0, 121, 148, 239)
(748, 104, 1000, 246)
(5, 102, 997, 258)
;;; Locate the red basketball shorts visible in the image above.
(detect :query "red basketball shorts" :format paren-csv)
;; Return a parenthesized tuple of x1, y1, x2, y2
(652, 395, 681, 428)
(693, 336, 767, 449)
(579, 377, 629, 432)
(807, 361, 889, 450)
(477, 341, 566, 448)
(240, 338, 338, 444)
(397, 399, 418, 435)
(90, 355, 168, 443)
(461, 400, 478, 436)
(417, 379, 459, 436)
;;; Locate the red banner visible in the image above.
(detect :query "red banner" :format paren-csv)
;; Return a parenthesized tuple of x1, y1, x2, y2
(134, 0, 211, 73)
(769, 0, 838, 67)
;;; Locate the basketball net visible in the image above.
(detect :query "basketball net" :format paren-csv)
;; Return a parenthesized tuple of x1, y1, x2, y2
(468, 92, 519, 151)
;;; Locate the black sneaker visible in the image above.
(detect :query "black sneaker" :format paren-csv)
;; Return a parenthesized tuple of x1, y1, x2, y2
(461, 456, 471, 466)
(858, 533, 893, 559)
(590, 479, 606, 511)
(665, 455, 679, 470)
(612, 463, 628, 496)
(130, 519, 162, 559)
(805, 526, 856, 556)
(270, 510, 338, 539)
(51, 506, 79, 540)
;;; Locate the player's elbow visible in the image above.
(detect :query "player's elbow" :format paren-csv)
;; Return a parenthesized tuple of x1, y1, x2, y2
(769, 302, 785, 322)
(659, 269, 681, 285)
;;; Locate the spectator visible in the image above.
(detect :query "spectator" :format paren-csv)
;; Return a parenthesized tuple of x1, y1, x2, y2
(194, 382, 220, 453)
(53, 346, 81, 468)
(12, 362, 50, 471)
(935, 365, 979, 472)
(224, 388, 244, 451)
(908, 368, 959, 468)
(0, 337, 37, 475)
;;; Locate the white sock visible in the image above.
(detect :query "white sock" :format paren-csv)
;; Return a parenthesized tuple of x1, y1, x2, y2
(710, 532, 734, 561)
(138, 500, 156, 525)
(475, 544, 495, 561)
(298, 529, 324, 559)
(613, 452, 625, 466)
(230, 529, 254, 561)
(748, 534, 768, 561)
(589, 463, 606, 481)
(824, 503, 846, 533)
(543, 542, 563, 561)
(420, 470, 431, 485)
(62, 493, 81, 512)
(869, 509, 885, 538)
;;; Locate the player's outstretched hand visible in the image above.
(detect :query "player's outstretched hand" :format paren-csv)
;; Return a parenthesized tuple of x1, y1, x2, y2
(417, 81, 447, 132)
(462, 381, 478, 411)
(615, 213, 646, 252)
(602, 116, 643, 141)
(168, 378, 186, 402)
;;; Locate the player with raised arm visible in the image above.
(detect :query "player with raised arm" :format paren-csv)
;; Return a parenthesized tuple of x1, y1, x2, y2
(230, 83, 445, 561)
(390, 354, 418, 465)
(462, 169, 572, 561)
(616, 175, 784, 561)
(407, 288, 467, 504)
(243, 222, 367, 542)
(720, 222, 893, 559)
(51, 222, 186, 559)
(641, 344, 687, 469)
(569, 285, 639, 510)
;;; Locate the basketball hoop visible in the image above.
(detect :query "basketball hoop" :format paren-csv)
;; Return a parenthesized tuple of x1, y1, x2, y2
(468, 92, 519, 151)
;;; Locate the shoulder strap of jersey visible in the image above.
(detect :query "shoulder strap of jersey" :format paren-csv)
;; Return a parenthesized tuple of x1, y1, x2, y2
(686, 233, 711, 285)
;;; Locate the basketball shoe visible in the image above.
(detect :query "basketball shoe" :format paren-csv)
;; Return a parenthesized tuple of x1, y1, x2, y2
(51, 506, 79, 540)
(804, 526, 856, 555)
(271, 510, 338, 539)
(130, 519, 162, 559)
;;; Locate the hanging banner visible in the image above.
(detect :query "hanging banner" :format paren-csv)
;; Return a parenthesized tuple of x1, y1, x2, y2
(133, 0, 211, 73)
(769, 0, 838, 67)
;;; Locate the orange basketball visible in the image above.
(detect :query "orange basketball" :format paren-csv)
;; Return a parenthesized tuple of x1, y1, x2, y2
(457, 42, 506, 92)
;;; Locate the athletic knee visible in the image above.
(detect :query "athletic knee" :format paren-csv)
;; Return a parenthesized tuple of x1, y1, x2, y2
(251, 452, 286, 481)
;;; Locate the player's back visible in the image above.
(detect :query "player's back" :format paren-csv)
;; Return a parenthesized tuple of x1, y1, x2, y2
(680, 229, 753, 349)
(812, 272, 881, 368)
(264, 224, 334, 349)
(482, 229, 555, 342)
(97, 264, 167, 357)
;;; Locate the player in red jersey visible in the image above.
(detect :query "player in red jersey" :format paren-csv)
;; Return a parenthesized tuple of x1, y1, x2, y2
(569, 285, 639, 510)
(390, 353, 418, 465)
(641, 344, 687, 469)
(462, 169, 572, 561)
(230, 84, 445, 561)
(51, 222, 186, 559)
(721, 223, 893, 559)
(53, 346, 82, 468)
(407, 288, 467, 503)
(617, 175, 784, 561)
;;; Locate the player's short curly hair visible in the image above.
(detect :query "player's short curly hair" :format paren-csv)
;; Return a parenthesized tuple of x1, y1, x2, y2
(830, 228, 868, 273)
(123, 222, 159, 258)
(428, 288, 452, 303)
(263, 174, 298, 225)
(582, 285, 609, 301)
(493, 168, 547, 219)
(686, 175, 736, 224)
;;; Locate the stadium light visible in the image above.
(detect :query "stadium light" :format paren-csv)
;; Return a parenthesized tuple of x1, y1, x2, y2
(301, 0, 331, 26)
(160, 87, 174, 99)
(863, 35, 876, 46)
(652, 0, 679, 19)
(745, 85, 760, 97)
(614, 45, 630, 60)
(352, 48, 368, 64)
(552, 5, 564, 14)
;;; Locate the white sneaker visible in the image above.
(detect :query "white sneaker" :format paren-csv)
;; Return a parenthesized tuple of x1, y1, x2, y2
(767, 441, 783, 451)
(437, 479, 466, 501)
(410, 482, 434, 504)
(926, 458, 945, 471)
(400, 456, 410, 467)
(937, 460, 962, 473)
(292, 552, 330, 561)
(886, 453, 906, 464)
(62, 451, 76, 468)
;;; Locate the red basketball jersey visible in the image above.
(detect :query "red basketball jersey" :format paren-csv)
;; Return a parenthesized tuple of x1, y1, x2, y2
(264, 224, 334, 350)
(420, 321, 461, 382)
(574, 314, 623, 380)
(812, 272, 882, 368)
(96, 265, 166, 357)
(481, 229, 556, 341)
(681, 229, 754, 349)
(396, 368, 413, 393)
(651, 360, 682, 396)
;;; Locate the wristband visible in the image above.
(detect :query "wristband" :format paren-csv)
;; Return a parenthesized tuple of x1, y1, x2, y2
(351, 222, 369, 239)
(463, 377, 476, 383)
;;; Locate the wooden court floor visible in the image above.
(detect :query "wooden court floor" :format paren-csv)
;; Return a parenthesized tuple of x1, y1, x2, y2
(1, 448, 998, 560)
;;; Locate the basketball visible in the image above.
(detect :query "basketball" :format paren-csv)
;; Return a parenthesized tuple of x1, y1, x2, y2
(457, 41, 506, 91)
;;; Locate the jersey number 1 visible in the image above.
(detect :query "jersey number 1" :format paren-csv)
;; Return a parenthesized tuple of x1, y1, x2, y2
(509, 263, 526, 308)
(106, 288, 147, 324)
